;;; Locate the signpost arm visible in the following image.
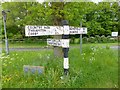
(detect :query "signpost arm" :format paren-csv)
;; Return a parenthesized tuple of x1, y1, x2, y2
(80, 21, 82, 54)
(62, 20, 69, 75)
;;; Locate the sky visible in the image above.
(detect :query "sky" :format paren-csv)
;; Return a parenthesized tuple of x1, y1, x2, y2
(1, 0, 118, 3)
(91, 0, 102, 3)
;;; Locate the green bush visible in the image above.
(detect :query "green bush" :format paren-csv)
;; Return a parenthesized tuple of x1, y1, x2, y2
(83, 37, 88, 44)
(88, 37, 95, 43)
(74, 38, 80, 44)
(106, 36, 111, 43)
(95, 35, 101, 43)
(70, 37, 75, 44)
(70, 35, 118, 44)
(101, 35, 107, 43)
(118, 36, 120, 43)
(24, 38, 33, 43)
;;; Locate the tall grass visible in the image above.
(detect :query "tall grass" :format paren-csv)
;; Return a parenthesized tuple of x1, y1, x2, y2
(1, 44, 118, 88)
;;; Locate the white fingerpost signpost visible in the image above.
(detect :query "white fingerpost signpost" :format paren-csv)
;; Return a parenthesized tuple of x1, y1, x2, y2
(25, 26, 63, 36)
(25, 20, 87, 76)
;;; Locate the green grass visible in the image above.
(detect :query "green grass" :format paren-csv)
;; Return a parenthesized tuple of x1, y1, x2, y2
(71, 43, 118, 47)
(1, 42, 47, 48)
(1, 44, 118, 88)
(1, 42, 118, 48)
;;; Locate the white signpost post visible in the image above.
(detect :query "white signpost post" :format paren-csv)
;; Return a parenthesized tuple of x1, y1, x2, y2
(25, 21, 87, 76)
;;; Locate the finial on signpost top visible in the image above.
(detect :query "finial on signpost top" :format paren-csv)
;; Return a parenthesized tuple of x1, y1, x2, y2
(62, 20, 69, 25)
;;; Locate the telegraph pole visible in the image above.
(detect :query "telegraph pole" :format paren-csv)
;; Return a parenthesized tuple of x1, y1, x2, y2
(80, 21, 82, 54)
(2, 10, 9, 55)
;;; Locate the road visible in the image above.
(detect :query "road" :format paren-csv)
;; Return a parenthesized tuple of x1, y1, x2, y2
(0, 46, 119, 52)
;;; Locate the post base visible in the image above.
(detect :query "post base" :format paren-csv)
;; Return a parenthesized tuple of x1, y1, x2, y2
(64, 69, 69, 75)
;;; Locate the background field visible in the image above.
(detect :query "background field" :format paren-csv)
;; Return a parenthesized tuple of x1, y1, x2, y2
(1, 43, 118, 88)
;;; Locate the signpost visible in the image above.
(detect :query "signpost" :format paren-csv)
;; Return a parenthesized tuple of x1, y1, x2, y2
(25, 20, 87, 76)
(69, 26, 87, 35)
(25, 25, 63, 36)
(25, 25, 87, 36)
(62, 20, 69, 75)
(111, 32, 118, 37)
(47, 39, 69, 48)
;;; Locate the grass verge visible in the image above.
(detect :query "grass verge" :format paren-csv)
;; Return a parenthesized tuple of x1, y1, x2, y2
(1, 44, 118, 88)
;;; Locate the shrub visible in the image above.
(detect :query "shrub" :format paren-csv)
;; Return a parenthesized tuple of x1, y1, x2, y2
(88, 37, 95, 43)
(83, 37, 88, 44)
(24, 38, 33, 43)
(109, 38, 116, 43)
(106, 36, 111, 43)
(95, 35, 101, 43)
(101, 35, 107, 43)
(70, 37, 75, 44)
(74, 38, 80, 44)
(70, 35, 117, 44)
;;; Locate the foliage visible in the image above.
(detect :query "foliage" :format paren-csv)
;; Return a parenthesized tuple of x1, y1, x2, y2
(1, 2, 118, 39)
(70, 35, 118, 44)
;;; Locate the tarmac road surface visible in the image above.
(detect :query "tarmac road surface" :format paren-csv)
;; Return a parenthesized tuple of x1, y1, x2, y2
(0, 45, 119, 52)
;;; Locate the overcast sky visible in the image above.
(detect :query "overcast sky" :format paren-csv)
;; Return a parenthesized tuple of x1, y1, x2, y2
(1, 0, 118, 3)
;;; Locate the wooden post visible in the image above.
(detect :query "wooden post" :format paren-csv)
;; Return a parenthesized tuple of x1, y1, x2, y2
(53, 36, 63, 57)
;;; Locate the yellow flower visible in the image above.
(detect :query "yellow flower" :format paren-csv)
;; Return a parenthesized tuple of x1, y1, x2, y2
(5, 77, 11, 82)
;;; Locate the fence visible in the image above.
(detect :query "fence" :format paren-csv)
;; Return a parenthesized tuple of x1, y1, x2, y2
(70, 35, 118, 44)
(1, 36, 119, 53)
(1, 39, 48, 52)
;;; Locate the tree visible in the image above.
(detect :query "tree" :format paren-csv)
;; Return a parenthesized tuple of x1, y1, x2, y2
(50, 2, 65, 57)
(2, 1, 118, 39)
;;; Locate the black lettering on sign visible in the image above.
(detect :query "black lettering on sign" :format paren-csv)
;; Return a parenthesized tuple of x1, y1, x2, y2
(40, 29, 46, 31)
(58, 40, 61, 46)
(38, 26, 42, 29)
(28, 26, 31, 30)
(44, 26, 50, 29)
(30, 32, 38, 35)
(28, 26, 43, 30)
(70, 31, 78, 34)
(83, 28, 85, 32)
(30, 30, 35, 32)
(35, 32, 38, 35)
(78, 28, 81, 30)
(31, 26, 35, 30)
(48, 39, 53, 45)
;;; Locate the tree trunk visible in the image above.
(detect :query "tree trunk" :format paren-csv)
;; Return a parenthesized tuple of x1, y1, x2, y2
(51, 2, 64, 58)
(53, 35, 63, 58)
